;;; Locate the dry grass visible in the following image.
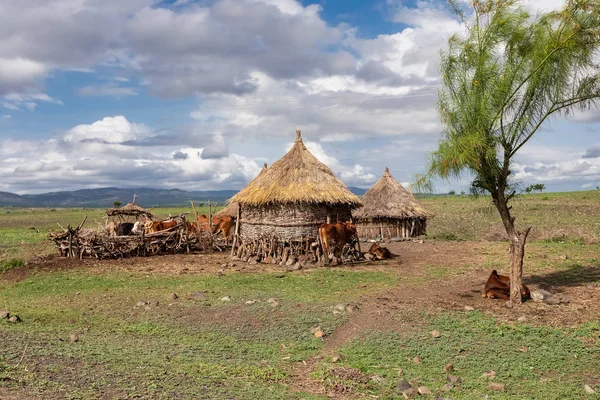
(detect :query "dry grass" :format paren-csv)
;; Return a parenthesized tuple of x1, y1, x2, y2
(353, 167, 428, 220)
(231, 131, 361, 207)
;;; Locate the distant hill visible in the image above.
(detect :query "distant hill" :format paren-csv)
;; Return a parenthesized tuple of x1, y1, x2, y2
(0, 186, 368, 208)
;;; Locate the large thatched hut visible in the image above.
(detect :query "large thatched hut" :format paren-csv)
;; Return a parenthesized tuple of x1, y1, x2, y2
(353, 168, 427, 240)
(230, 130, 362, 262)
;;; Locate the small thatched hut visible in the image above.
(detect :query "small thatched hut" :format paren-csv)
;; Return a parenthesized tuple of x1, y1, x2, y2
(353, 168, 427, 240)
(106, 202, 155, 220)
(230, 130, 362, 262)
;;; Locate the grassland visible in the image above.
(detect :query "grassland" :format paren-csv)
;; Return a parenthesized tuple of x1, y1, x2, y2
(1, 191, 599, 399)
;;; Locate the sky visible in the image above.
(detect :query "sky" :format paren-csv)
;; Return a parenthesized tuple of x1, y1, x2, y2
(0, 0, 598, 195)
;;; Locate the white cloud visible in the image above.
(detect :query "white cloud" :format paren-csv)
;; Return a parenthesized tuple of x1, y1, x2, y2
(2, 92, 63, 111)
(77, 84, 138, 97)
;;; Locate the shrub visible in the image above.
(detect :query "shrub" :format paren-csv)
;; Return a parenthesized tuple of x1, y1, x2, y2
(0, 258, 25, 273)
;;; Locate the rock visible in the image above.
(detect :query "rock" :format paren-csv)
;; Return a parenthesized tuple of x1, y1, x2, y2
(396, 379, 412, 392)
(397, 368, 404, 376)
(413, 356, 423, 364)
(441, 383, 454, 392)
(584, 384, 596, 394)
(402, 388, 417, 398)
(345, 304, 359, 313)
(191, 291, 207, 301)
(560, 254, 569, 260)
(489, 382, 505, 392)
(447, 375, 462, 385)
(286, 258, 295, 267)
(0, 311, 9, 319)
(245, 300, 256, 305)
(267, 297, 279, 307)
(444, 363, 454, 373)
(545, 297, 561, 305)
(249, 259, 258, 265)
(531, 289, 552, 302)
(7, 315, 22, 323)
(417, 386, 431, 395)
(136, 301, 147, 307)
(334, 303, 347, 312)
(431, 330, 441, 338)
(364, 253, 374, 261)
(292, 262, 302, 271)
(504, 300, 514, 308)
(331, 355, 341, 363)
(483, 370, 496, 380)
(464, 306, 475, 311)
(70, 334, 79, 343)
(313, 330, 325, 338)
(517, 316, 527, 323)
(170, 293, 179, 300)
(229, 262, 237, 267)
(332, 309, 342, 315)
(221, 295, 231, 302)
(371, 375, 385, 384)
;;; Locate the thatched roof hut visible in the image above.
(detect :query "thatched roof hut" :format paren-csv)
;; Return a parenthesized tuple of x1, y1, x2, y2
(106, 202, 155, 220)
(230, 130, 362, 262)
(353, 168, 428, 240)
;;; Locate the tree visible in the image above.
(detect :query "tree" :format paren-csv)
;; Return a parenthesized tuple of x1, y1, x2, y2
(113, 201, 122, 208)
(525, 183, 546, 193)
(420, 0, 600, 304)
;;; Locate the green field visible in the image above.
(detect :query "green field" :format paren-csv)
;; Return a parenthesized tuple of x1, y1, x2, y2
(1, 192, 599, 399)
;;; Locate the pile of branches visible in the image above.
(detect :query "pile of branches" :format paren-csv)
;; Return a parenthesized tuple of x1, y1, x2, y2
(49, 214, 219, 259)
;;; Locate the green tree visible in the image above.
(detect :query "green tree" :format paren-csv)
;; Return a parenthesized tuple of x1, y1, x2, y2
(420, 0, 600, 303)
(113, 201, 122, 208)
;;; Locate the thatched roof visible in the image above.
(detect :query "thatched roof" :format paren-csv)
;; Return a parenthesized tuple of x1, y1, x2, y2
(106, 202, 155, 219)
(217, 163, 269, 217)
(231, 131, 361, 208)
(353, 168, 427, 220)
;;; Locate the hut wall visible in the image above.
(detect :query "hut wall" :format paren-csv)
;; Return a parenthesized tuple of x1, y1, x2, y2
(239, 204, 352, 242)
(357, 217, 426, 240)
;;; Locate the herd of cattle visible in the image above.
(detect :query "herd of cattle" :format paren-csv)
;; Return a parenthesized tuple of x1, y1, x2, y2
(106, 214, 234, 244)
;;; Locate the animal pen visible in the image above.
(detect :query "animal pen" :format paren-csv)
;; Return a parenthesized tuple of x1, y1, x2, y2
(228, 130, 362, 265)
(49, 202, 219, 259)
(353, 168, 428, 240)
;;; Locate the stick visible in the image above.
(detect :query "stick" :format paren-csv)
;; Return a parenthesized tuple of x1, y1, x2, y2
(14, 342, 29, 368)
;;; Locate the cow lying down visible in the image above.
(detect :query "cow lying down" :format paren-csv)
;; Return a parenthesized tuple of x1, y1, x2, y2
(368, 243, 392, 260)
(482, 270, 531, 300)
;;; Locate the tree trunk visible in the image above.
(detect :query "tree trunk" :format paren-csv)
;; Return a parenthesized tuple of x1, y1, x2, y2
(492, 190, 531, 304)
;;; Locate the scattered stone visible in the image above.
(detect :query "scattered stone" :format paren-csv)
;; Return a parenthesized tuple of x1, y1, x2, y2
(397, 368, 403, 376)
(431, 330, 441, 338)
(517, 316, 527, 323)
(520, 346, 528, 353)
(229, 262, 237, 267)
(364, 253, 374, 261)
(267, 297, 279, 307)
(413, 356, 423, 364)
(402, 388, 417, 398)
(504, 300, 514, 309)
(447, 375, 462, 385)
(70, 334, 79, 343)
(245, 300, 257, 305)
(489, 382, 505, 392)
(310, 326, 321, 334)
(76, 292, 81, 295)
(331, 355, 341, 363)
(464, 306, 475, 311)
(0, 311, 9, 319)
(248, 259, 258, 265)
(417, 386, 431, 395)
(444, 363, 454, 373)
(192, 291, 207, 301)
(334, 304, 347, 312)
(286, 258, 295, 267)
(170, 293, 179, 300)
(531, 289, 552, 302)
(292, 262, 302, 271)
(221, 295, 231, 302)
(560, 254, 569, 260)
(545, 297, 561, 305)
(584, 384, 596, 394)
(313, 330, 325, 338)
(7, 315, 22, 323)
(136, 301, 147, 307)
(483, 370, 496, 380)
(371, 375, 385, 384)
(221, 263, 227, 268)
(345, 304, 359, 313)
(441, 383, 454, 392)
(396, 379, 412, 392)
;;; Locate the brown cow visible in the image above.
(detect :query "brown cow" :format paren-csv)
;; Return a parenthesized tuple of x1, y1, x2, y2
(318, 221, 358, 265)
(368, 243, 392, 260)
(212, 215, 234, 245)
(145, 218, 178, 234)
(196, 215, 211, 232)
(482, 270, 531, 300)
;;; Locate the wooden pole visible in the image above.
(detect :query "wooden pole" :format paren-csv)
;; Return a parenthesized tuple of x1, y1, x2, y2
(230, 204, 241, 258)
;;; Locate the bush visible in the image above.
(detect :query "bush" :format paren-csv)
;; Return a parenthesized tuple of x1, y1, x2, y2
(0, 258, 25, 273)
(433, 232, 459, 241)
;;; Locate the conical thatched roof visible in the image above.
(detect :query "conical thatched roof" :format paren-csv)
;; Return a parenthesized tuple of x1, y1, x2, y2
(353, 168, 427, 220)
(106, 202, 155, 219)
(217, 163, 268, 217)
(231, 131, 361, 207)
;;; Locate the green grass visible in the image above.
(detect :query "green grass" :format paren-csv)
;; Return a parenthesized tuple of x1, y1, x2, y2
(330, 312, 600, 399)
(0, 258, 24, 273)
(0, 269, 395, 399)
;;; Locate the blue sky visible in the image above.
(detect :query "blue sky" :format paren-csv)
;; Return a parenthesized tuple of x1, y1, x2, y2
(0, 0, 598, 194)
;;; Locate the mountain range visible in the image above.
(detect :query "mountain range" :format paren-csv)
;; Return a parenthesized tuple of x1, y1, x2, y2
(0, 187, 369, 208)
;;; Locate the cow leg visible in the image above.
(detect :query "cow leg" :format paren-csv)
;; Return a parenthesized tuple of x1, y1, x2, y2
(486, 288, 510, 300)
